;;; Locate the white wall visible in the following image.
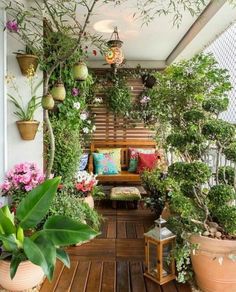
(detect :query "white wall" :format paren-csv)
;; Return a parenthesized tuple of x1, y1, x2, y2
(6, 35, 44, 172)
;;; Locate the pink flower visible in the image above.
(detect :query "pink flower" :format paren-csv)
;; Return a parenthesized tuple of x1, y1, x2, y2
(140, 95, 151, 105)
(0, 181, 11, 192)
(6, 20, 19, 33)
(72, 88, 79, 96)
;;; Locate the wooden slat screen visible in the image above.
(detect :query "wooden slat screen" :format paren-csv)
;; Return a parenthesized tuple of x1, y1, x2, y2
(90, 71, 155, 142)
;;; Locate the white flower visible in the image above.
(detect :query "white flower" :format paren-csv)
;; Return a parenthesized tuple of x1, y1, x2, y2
(92, 125, 96, 131)
(87, 120, 91, 124)
(83, 127, 89, 134)
(80, 113, 88, 120)
(73, 102, 81, 110)
(94, 97, 103, 103)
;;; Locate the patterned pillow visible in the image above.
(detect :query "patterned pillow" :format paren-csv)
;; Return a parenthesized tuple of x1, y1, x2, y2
(93, 152, 118, 175)
(97, 148, 121, 172)
(79, 153, 89, 171)
(128, 148, 156, 172)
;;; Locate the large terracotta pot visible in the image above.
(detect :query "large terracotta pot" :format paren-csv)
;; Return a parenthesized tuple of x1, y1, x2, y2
(191, 235, 236, 292)
(0, 260, 44, 291)
(16, 54, 38, 76)
(16, 120, 40, 140)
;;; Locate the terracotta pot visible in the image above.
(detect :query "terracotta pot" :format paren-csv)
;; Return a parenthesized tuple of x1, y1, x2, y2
(83, 194, 94, 209)
(72, 62, 88, 81)
(16, 54, 39, 76)
(51, 81, 66, 101)
(16, 120, 39, 140)
(0, 260, 44, 291)
(191, 235, 236, 292)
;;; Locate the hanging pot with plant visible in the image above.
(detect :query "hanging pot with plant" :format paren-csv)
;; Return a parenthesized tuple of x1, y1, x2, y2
(16, 120, 40, 140)
(51, 80, 66, 101)
(15, 48, 39, 76)
(72, 61, 88, 81)
(142, 73, 156, 88)
(41, 93, 55, 110)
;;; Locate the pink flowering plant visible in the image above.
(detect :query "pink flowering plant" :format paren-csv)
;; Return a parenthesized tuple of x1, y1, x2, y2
(0, 162, 44, 206)
(74, 171, 98, 198)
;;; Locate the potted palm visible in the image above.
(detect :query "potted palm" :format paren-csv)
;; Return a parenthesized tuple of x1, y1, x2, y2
(7, 65, 42, 140)
(0, 177, 98, 291)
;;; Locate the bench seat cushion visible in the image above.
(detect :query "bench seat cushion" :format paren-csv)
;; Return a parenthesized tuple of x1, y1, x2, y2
(96, 171, 141, 182)
(110, 187, 141, 201)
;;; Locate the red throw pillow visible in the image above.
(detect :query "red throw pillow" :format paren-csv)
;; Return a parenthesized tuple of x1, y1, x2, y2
(137, 152, 160, 173)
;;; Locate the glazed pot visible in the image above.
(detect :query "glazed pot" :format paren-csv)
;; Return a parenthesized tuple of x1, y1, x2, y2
(191, 235, 236, 292)
(0, 260, 44, 291)
(41, 94, 55, 110)
(16, 120, 39, 140)
(16, 54, 39, 76)
(51, 81, 66, 101)
(73, 62, 88, 81)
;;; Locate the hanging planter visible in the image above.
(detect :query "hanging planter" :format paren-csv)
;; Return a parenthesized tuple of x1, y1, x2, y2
(41, 93, 55, 110)
(16, 53, 39, 76)
(72, 62, 88, 81)
(16, 120, 40, 140)
(142, 74, 156, 88)
(51, 80, 66, 101)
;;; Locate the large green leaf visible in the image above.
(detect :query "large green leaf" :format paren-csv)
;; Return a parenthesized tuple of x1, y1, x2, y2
(56, 249, 70, 268)
(0, 234, 18, 252)
(0, 208, 16, 235)
(1, 206, 14, 224)
(24, 235, 56, 281)
(10, 252, 26, 279)
(35, 215, 98, 246)
(16, 177, 61, 229)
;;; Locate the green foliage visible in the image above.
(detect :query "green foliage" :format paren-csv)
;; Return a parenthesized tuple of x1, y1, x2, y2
(202, 119, 235, 145)
(202, 97, 229, 115)
(141, 169, 178, 216)
(208, 184, 235, 207)
(224, 142, 236, 162)
(48, 190, 102, 231)
(183, 109, 205, 123)
(0, 178, 98, 280)
(105, 76, 132, 117)
(168, 162, 211, 184)
(91, 185, 106, 201)
(215, 206, 236, 235)
(219, 166, 235, 186)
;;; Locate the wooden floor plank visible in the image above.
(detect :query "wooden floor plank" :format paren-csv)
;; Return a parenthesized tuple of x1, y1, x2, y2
(129, 261, 146, 292)
(70, 261, 91, 292)
(116, 261, 131, 292)
(175, 282, 192, 292)
(86, 261, 103, 292)
(145, 277, 162, 292)
(40, 261, 64, 292)
(101, 262, 116, 292)
(116, 239, 144, 260)
(54, 260, 78, 292)
(136, 223, 145, 239)
(126, 222, 137, 239)
(107, 220, 117, 239)
(98, 220, 108, 239)
(162, 281, 178, 292)
(117, 221, 126, 238)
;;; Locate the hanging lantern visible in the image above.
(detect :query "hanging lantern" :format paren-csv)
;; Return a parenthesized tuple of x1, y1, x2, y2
(73, 62, 88, 81)
(51, 80, 66, 101)
(144, 217, 176, 285)
(105, 26, 124, 68)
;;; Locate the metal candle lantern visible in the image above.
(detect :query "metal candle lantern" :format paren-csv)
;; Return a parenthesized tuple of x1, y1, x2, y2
(144, 216, 176, 285)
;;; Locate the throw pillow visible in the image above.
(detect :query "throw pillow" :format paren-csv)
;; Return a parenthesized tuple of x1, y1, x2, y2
(79, 153, 89, 171)
(128, 148, 156, 172)
(93, 152, 118, 175)
(137, 152, 160, 173)
(97, 148, 121, 172)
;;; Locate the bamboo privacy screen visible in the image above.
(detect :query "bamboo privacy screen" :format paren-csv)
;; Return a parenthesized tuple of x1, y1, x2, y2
(90, 71, 155, 142)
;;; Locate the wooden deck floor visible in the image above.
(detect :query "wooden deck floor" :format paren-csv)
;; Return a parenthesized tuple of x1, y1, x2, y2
(40, 208, 191, 292)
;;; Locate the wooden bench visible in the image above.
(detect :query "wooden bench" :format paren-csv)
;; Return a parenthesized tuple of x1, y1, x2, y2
(88, 140, 156, 184)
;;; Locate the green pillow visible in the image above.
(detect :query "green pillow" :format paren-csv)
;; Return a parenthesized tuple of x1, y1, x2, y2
(93, 153, 118, 175)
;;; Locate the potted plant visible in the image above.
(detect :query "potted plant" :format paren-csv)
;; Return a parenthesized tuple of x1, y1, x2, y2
(151, 53, 236, 290)
(0, 177, 97, 291)
(7, 65, 42, 140)
(15, 47, 39, 76)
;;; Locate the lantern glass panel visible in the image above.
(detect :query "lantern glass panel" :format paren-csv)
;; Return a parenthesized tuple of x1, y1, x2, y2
(148, 242, 158, 278)
(162, 242, 173, 277)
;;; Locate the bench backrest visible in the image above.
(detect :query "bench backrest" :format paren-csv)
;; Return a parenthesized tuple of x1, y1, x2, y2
(89, 140, 156, 172)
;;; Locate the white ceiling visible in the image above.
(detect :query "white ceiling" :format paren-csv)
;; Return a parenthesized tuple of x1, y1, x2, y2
(81, 1, 236, 66)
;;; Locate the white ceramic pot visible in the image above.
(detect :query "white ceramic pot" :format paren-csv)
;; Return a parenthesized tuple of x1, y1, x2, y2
(83, 194, 94, 209)
(0, 260, 44, 291)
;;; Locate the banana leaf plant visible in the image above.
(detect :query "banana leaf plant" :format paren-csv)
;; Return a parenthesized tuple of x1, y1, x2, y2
(0, 177, 98, 280)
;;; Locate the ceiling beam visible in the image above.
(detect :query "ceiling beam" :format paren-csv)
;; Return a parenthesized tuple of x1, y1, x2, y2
(166, 0, 227, 65)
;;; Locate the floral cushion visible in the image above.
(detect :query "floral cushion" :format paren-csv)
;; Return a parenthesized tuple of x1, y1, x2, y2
(93, 152, 118, 175)
(110, 187, 141, 201)
(128, 148, 156, 172)
(97, 148, 121, 172)
(79, 153, 89, 171)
